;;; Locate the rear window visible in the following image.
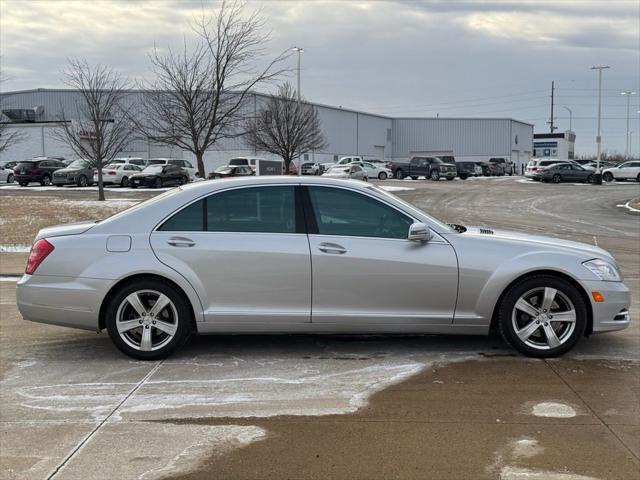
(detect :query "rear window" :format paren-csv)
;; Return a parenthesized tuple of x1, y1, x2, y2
(16, 161, 36, 168)
(147, 159, 165, 165)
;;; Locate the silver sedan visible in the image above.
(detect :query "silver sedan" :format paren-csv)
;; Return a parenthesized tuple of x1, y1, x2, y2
(17, 177, 630, 359)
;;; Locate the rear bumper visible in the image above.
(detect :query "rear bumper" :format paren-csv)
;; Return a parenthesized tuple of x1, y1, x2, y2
(582, 280, 631, 333)
(16, 274, 112, 331)
(14, 175, 39, 183)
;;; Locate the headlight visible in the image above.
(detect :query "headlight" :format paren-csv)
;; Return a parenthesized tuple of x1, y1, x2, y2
(582, 259, 621, 281)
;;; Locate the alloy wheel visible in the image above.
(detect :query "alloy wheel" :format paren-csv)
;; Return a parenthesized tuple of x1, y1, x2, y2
(511, 287, 576, 351)
(115, 290, 179, 352)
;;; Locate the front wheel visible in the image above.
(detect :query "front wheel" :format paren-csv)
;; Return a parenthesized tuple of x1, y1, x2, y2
(498, 275, 587, 358)
(105, 279, 192, 360)
(378, 172, 388, 180)
(394, 169, 404, 180)
(154, 178, 162, 188)
(121, 176, 129, 187)
(446, 177, 454, 181)
(586, 174, 594, 184)
(6, 173, 14, 183)
(77, 175, 88, 187)
(430, 170, 440, 181)
(603, 172, 614, 182)
(40, 175, 51, 186)
(552, 174, 562, 183)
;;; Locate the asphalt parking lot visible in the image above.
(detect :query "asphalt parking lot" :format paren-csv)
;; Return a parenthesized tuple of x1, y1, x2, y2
(1, 176, 639, 480)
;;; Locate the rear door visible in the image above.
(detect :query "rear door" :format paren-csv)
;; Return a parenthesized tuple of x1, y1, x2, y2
(150, 185, 312, 324)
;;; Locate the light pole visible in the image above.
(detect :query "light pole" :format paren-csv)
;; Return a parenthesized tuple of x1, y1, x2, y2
(562, 106, 573, 132)
(591, 65, 610, 184)
(621, 91, 636, 157)
(293, 46, 304, 175)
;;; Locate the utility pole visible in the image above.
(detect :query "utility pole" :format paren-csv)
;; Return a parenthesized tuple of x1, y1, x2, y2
(562, 106, 573, 132)
(548, 81, 557, 133)
(591, 65, 610, 184)
(621, 91, 636, 157)
(293, 46, 304, 175)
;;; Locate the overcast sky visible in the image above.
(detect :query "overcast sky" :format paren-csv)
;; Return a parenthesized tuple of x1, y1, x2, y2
(1, 0, 638, 155)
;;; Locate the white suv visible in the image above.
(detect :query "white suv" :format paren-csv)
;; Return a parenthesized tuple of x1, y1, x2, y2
(602, 161, 640, 182)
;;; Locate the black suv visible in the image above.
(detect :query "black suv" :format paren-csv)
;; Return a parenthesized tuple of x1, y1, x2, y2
(14, 158, 67, 186)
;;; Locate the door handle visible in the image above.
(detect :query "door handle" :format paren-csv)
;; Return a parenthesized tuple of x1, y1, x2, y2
(167, 236, 195, 247)
(318, 242, 347, 254)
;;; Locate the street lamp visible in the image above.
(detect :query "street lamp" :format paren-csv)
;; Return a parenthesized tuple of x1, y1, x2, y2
(621, 91, 636, 157)
(562, 106, 573, 132)
(292, 46, 304, 175)
(591, 65, 610, 184)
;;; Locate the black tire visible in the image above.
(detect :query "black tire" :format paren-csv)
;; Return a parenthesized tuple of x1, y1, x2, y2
(180, 176, 189, 185)
(154, 178, 162, 188)
(121, 176, 129, 187)
(378, 172, 388, 180)
(552, 174, 561, 183)
(459, 174, 468, 180)
(636, 173, 640, 183)
(19, 182, 28, 187)
(430, 170, 440, 181)
(6, 173, 14, 184)
(410, 176, 418, 180)
(363, 176, 368, 182)
(394, 169, 405, 180)
(498, 275, 587, 358)
(603, 172, 614, 182)
(446, 177, 454, 181)
(77, 175, 88, 187)
(586, 174, 594, 184)
(105, 278, 192, 360)
(40, 175, 51, 186)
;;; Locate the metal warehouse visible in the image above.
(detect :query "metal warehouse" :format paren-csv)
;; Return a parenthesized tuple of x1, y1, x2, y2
(0, 89, 533, 172)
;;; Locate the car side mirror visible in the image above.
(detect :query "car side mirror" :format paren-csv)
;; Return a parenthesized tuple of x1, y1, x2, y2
(408, 222, 432, 242)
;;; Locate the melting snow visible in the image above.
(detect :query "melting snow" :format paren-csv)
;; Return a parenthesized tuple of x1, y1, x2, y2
(531, 402, 577, 418)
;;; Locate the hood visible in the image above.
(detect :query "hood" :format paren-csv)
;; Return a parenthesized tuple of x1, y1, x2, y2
(459, 226, 613, 261)
(35, 221, 98, 241)
(132, 172, 158, 178)
(55, 167, 86, 174)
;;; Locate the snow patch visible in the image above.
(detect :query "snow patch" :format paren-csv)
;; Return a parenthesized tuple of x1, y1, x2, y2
(0, 276, 22, 282)
(500, 466, 599, 480)
(0, 244, 31, 253)
(379, 186, 415, 192)
(531, 402, 577, 418)
(616, 201, 640, 213)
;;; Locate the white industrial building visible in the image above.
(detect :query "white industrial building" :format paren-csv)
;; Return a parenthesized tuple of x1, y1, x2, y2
(0, 89, 533, 172)
(532, 131, 576, 160)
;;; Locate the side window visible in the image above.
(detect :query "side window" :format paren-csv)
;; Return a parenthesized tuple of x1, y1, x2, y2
(307, 186, 412, 240)
(159, 200, 204, 231)
(184, 161, 193, 168)
(206, 186, 296, 233)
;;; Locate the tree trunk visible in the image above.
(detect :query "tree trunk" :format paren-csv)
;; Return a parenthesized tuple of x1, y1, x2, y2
(284, 157, 291, 174)
(196, 152, 205, 178)
(97, 158, 105, 201)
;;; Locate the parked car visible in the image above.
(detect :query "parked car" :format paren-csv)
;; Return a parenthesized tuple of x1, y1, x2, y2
(602, 161, 640, 182)
(147, 158, 197, 180)
(94, 163, 143, 187)
(109, 157, 149, 168)
(456, 162, 483, 179)
(322, 164, 368, 181)
(388, 156, 457, 180)
(0, 166, 15, 183)
(527, 159, 564, 181)
(301, 162, 323, 175)
(489, 157, 514, 175)
(361, 161, 392, 180)
(129, 164, 189, 188)
(52, 159, 96, 187)
(283, 162, 298, 175)
(320, 155, 364, 171)
(16, 177, 630, 360)
(0, 160, 19, 171)
(208, 165, 255, 179)
(14, 158, 66, 186)
(478, 161, 503, 176)
(582, 161, 616, 171)
(539, 162, 595, 184)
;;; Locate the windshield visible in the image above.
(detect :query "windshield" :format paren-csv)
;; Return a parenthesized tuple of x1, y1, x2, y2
(215, 166, 233, 173)
(147, 159, 165, 165)
(68, 160, 89, 168)
(363, 184, 453, 233)
(143, 165, 164, 173)
(104, 164, 122, 170)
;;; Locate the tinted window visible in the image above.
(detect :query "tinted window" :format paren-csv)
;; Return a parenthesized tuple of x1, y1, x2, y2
(184, 161, 193, 168)
(308, 186, 412, 239)
(159, 200, 204, 231)
(206, 186, 296, 233)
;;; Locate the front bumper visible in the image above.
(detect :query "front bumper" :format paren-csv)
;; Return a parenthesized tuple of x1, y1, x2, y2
(582, 280, 631, 333)
(53, 176, 75, 185)
(130, 177, 156, 187)
(16, 274, 111, 331)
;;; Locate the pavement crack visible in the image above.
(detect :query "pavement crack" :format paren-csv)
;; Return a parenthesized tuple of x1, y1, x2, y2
(46, 360, 164, 480)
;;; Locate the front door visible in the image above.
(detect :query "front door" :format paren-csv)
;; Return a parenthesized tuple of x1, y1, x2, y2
(304, 185, 458, 325)
(150, 185, 311, 324)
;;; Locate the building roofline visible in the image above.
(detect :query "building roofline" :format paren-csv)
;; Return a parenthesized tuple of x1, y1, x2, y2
(393, 117, 534, 127)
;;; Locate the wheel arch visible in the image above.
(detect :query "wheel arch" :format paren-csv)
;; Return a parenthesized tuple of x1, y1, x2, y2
(488, 269, 593, 336)
(99, 273, 198, 333)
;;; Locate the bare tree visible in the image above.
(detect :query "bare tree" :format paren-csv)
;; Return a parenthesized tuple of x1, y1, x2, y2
(53, 58, 136, 201)
(0, 73, 26, 154)
(137, 0, 288, 178)
(245, 83, 326, 173)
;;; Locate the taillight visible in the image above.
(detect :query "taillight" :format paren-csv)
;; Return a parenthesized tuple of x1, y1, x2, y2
(25, 239, 54, 275)
(107, 171, 116, 175)
(531, 167, 538, 171)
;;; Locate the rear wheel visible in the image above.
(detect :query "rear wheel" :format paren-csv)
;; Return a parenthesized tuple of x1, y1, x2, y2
(105, 279, 192, 360)
(603, 172, 614, 182)
(154, 178, 162, 188)
(498, 275, 587, 358)
(430, 170, 440, 181)
(40, 175, 51, 186)
(120, 176, 129, 187)
(586, 174, 594, 184)
(6, 173, 14, 183)
(77, 175, 88, 187)
(378, 172, 388, 180)
(410, 176, 418, 180)
(552, 174, 562, 183)
(446, 176, 454, 181)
